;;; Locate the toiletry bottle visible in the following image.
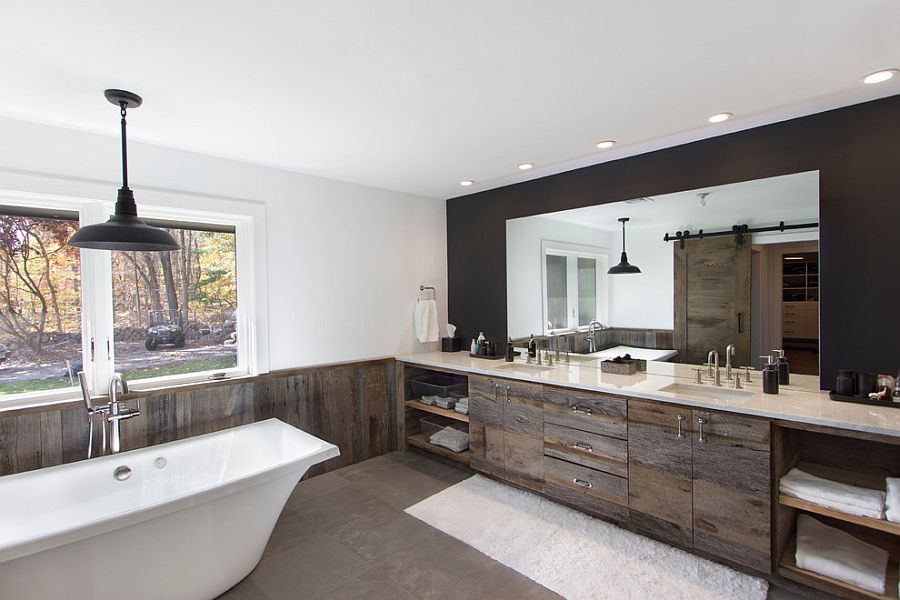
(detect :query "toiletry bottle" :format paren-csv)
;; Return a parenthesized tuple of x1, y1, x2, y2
(528, 334, 536, 359)
(893, 372, 900, 403)
(470, 339, 476, 354)
(773, 349, 790, 385)
(760, 355, 779, 395)
(505, 338, 514, 362)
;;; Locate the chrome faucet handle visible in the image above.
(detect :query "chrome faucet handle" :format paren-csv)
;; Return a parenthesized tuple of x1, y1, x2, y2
(739, 366, 754, 383)
(692, 368, 705, 384)
(546, 351, 553, 367)
(702, 362, 714, 377)
(78, 371, 110, 414)
(733, 373, 743, 390)
(713, 367, 722, 387)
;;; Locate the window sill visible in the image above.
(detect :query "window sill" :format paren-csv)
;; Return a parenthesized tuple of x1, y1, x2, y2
(0, 371, 255, 417)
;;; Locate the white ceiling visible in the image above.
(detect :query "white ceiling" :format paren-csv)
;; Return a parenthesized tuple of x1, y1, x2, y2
(0, 2, 898, 200)
(538, 171, 819, 232)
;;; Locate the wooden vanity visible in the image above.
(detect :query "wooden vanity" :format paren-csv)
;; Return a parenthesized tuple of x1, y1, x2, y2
(397, 352, 900, 599)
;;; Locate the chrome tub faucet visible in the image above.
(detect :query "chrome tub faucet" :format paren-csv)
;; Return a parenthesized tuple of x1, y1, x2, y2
(79, 372, 141, 457)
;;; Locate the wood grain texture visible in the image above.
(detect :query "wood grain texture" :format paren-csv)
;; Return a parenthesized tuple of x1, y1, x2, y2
(543, 480, 629, 523)
(543, 422, 627, 477)
(542, 386, 627, 439)
(674, 236, 752, 366)
(0, 359, 396, 477)
(543, 455, 628, 506)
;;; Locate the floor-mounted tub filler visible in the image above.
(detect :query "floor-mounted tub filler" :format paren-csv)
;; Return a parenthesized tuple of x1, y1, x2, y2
(0, 418, 340, 600)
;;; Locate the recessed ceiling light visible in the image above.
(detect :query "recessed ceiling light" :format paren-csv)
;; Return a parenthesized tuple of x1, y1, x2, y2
(459, 180, 474, 187)
(596, 140, 616, 150)
(708, 112, 732, 124)
(863, 69, 897, 84)
(518, 162, 534, 170)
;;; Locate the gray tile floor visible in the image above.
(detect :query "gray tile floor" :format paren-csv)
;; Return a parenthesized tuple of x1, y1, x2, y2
(219, 451, 833, 600)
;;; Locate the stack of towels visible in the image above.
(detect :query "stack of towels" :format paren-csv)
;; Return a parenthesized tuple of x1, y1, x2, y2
(429, 426, 469, 453)
(795, 515, 889, 594)
(434, 396, 456, 410)
(455, 396, 470, 415)
(780, 468, 900, 594)
(780, 468, 886, 519)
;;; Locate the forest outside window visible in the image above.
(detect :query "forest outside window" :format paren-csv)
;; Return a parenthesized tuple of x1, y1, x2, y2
(0, 196, 252, 406)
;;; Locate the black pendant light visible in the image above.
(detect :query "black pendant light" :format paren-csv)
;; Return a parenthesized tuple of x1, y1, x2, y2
(607, 217, 641, 274)
(68, 90, 180, 251)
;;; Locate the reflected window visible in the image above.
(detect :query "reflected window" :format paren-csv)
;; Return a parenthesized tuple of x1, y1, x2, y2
(546, 254, 567, 329)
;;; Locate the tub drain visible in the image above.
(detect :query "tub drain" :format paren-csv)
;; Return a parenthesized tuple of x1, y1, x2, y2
(154, 457, 167, 469)
(113, 465, 132, 481)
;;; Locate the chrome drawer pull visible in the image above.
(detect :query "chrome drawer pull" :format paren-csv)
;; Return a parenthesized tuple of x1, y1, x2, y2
(676, 414, 685, 439)
(697, 416, 706, 443)
(571, 405, 592, 416)
(572, 441, 593, 452)
(506, 385, 510, 404)
(573, 478, 593, 489)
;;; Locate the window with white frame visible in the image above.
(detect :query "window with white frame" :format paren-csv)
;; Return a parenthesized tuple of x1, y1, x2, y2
(542, 241, 607, 332)
(0, 193, 255, 405)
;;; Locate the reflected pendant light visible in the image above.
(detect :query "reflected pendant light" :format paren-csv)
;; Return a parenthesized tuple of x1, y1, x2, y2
(68, 89, 180, 251)
(607, 217, 641, 274)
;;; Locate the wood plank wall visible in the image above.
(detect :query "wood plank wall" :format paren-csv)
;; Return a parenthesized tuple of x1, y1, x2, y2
(0, 358, 397, 477)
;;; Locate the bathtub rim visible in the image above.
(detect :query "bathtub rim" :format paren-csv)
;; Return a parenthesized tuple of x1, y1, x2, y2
(0, 418, 340, 564)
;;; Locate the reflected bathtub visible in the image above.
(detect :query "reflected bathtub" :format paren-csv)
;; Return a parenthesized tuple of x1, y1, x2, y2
(0, 418, 339, 600)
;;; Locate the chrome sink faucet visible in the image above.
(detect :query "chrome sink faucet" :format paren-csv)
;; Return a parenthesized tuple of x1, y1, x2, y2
(585, 320, 603, 353)
(707, 350, 722, 387)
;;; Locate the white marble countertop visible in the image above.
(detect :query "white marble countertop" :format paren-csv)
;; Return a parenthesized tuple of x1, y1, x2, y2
(397, 351, 900, 439)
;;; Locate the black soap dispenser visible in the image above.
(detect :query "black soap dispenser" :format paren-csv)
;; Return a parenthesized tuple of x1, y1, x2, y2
(773, 349, 790, 385)
(760, 354, 779, 395)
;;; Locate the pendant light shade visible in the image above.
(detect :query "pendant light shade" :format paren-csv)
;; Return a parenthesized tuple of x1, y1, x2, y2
(607, 217, 641, 275)
(68, 89, 180, 252)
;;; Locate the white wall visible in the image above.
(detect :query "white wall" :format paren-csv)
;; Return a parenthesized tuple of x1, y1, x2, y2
(506, 217, 611, 338)
(607, 226, 673, 329)
(0, 117, 447, 371)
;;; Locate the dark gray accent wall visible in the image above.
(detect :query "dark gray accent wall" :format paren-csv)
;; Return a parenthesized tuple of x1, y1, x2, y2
(447, 94, 900, 388)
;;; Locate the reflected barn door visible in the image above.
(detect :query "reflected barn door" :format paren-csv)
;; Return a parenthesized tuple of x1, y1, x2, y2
(673, 236, 751, 366)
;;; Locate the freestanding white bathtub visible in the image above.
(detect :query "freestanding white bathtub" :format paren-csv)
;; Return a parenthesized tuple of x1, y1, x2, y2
(0, 418, 340, 600)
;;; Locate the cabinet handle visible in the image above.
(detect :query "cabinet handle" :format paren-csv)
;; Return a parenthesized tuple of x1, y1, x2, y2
(572, 441, 593, 452)
(572, 405, 592, 416)
(697, 417, 706, 443)
(676, 414, 685, 439)
(506, 385, 510, 404)
(573, 478, 593, 489)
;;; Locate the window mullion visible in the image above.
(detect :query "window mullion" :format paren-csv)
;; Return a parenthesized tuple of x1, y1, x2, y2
(78, 202, 115, 395)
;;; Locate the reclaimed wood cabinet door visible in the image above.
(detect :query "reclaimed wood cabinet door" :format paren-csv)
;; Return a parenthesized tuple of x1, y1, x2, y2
(627, 399, 694, 548)
(691, 409, 771, 573)
(469, 375, 544, 490)
(468, 375, 505, 478)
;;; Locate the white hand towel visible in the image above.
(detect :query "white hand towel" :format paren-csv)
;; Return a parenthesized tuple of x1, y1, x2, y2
(415, 299, 439, 343)
(887, 477, 900, 523)
(796, 514, 888, 594)
(780, 468, 885, 519)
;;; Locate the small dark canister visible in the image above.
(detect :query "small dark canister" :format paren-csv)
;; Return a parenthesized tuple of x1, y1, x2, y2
(835, 369, 855, 396)
(855, 372, 876, 398)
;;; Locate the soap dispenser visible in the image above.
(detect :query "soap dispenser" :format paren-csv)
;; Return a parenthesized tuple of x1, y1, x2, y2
(760, 354, 779, 395)
(773, 349, 790, 385)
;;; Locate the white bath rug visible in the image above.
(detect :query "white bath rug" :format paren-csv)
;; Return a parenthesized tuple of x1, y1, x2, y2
(405, 475, 769, 600)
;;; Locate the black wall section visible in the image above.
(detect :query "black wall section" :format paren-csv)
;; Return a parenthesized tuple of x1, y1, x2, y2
(446, 94, 900, 388)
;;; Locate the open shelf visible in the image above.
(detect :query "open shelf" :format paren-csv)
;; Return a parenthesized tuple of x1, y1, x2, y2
(405, 399, 469, 423)
(406, 433, 470, 465)
(779, 495, 900, 537)
(779, 537, 899, 600)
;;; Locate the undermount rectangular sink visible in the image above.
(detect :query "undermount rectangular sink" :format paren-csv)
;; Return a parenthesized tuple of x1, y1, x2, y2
(496, 362, 554, 373)
(659, 382, 754, 402)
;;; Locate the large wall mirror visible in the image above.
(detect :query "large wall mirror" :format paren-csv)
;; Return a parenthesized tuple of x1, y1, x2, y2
(506, 171, 820, 374)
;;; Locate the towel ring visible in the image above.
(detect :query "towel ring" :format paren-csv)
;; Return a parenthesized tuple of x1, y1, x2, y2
(418, 285, 436, 300)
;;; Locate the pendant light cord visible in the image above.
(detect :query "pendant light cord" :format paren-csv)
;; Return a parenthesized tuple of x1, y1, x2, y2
(621, 220, 626, 249)
(119, 102, 129, 189)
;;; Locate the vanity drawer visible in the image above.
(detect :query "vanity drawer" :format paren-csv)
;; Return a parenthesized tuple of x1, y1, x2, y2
(543, 422, 628, 477)
(543, 456, 628, 506)
(542, 386, 627, 439)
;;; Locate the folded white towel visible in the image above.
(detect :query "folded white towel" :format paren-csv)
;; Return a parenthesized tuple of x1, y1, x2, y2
(887, 477, 900, 523)
(780, 468, 885, 519)
(415, 299, 439, 343)
(796, 515, 888, 594)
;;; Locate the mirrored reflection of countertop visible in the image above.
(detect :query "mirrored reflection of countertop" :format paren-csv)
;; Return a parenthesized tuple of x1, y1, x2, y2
(396, 351, 900, 439)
